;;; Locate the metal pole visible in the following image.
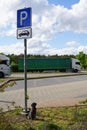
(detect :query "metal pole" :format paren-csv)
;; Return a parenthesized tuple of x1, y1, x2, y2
(24, 39, 27, 113)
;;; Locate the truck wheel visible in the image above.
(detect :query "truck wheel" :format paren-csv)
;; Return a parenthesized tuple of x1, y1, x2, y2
(0, 72, 4, 78)
(74, 69, 78, 73)
(72, 69, 78, 73)
(39, 70, 43, 73)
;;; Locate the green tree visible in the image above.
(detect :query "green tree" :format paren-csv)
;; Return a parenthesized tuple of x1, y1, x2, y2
(76, 52, 87, 69)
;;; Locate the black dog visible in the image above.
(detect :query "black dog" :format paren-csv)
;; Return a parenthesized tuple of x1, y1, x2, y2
(27, 102, 37, 120)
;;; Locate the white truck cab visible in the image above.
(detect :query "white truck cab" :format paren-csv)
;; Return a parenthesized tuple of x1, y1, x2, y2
(0, 55, 11, 78)
(71, 58, 81, 72)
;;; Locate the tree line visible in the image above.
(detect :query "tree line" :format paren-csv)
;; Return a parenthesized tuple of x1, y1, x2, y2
(1, 52, 87, 72)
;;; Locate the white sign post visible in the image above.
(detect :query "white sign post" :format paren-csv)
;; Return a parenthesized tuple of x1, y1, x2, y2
(17, 7, 32, 113)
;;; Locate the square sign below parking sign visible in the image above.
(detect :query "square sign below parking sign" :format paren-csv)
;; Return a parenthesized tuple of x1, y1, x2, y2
(17, 27, 32, 39)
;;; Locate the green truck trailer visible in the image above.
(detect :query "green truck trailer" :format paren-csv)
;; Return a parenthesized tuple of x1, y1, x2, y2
(18, 58, 81, 72)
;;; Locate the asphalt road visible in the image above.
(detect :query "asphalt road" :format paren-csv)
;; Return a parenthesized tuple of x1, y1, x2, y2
(0, 75, 87, 110)
(6, 75, 87, 91)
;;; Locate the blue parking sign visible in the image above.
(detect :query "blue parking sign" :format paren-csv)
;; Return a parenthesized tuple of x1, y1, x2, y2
(17, 7, 32, 28)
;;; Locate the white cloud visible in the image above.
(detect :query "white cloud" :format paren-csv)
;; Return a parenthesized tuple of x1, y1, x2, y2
(0, 0, 19, 28)
(0, 41, 87, 56)
(0, 42, 24, 54)
(78, 46, 87, 54)
(0, 0, 87, 34)
(0, 0, 87, 55)
(57, 0, 87, 33)
(66, 41, 79, 47)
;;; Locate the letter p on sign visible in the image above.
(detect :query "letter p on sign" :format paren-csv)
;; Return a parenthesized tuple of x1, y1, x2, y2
(17, 8, 32, 28)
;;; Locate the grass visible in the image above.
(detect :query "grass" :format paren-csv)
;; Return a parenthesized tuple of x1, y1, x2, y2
(0, 78, 7, 83)
(0, 105, 87, 130)
(0, 74, 87, 129)
(0, 80, 16, 92)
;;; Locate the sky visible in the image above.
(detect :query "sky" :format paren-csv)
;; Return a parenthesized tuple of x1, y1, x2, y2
(0, 0, 87, 56)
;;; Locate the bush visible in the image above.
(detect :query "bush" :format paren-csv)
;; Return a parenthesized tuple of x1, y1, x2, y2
(35, 122, 61, 130)
(11, 64, 18, 72)
(0, 114, 13, 130)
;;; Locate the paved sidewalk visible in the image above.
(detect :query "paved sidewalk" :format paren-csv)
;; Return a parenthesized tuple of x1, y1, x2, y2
(0, 80, 87, 111)
(38, 98, 85, 108)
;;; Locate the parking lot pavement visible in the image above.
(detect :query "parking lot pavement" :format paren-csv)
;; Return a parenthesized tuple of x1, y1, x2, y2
(0, 80, 87, 111)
